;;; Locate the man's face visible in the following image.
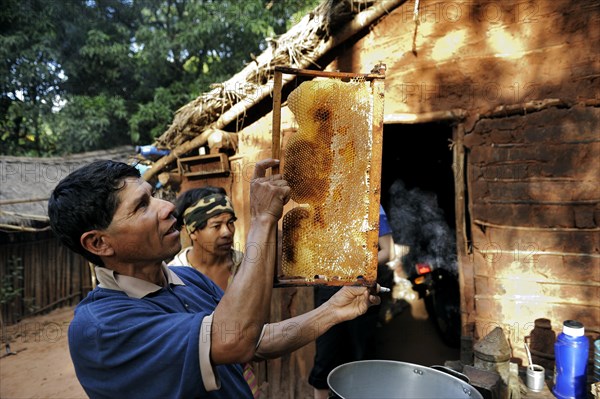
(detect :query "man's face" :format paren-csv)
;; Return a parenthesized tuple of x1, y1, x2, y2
(191, 212, 236, 258)
(102, 177, 181, 265)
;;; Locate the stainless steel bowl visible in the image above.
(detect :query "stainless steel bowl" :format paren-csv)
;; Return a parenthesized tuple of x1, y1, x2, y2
(327, 360, 483, 399)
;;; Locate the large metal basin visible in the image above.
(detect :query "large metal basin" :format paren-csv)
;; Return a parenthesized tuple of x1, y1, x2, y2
(328, 360, 483, 399)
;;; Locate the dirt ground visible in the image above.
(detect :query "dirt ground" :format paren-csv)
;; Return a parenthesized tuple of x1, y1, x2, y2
(0, 292, 458, 399)
(0, 306, 86, 399)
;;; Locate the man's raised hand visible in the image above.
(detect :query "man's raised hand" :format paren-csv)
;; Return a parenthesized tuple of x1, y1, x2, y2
(250, 159, 291, 221)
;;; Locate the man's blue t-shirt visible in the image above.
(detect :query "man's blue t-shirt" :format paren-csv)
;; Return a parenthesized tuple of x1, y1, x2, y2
(69, 266, 253, 399)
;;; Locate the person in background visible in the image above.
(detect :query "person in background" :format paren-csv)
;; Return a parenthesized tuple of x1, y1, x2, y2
(168, 187, 241, 291)
(309, 205, 395, 399)
(375, 204, 397, 323)
(48, 159, 382, 399)
(169, 186, 259, 397)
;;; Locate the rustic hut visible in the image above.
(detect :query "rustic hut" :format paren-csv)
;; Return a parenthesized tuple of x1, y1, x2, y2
(0, 146, 135, 325)
(143, 0, 599, 397)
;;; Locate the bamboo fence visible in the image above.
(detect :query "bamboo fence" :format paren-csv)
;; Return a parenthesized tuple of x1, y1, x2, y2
(0, 234, 91, 327)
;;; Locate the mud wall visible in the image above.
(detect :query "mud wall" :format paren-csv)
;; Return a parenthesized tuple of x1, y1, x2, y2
(463, 105, 599, 363)
(331, 0, 598, 114)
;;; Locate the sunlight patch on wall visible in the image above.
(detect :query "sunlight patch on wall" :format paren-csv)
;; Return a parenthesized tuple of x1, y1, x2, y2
(431, 30, 467, 61)
(488, 27, 525, 58)
(359, 34, 408, 72)
(412, 22, 434, 53)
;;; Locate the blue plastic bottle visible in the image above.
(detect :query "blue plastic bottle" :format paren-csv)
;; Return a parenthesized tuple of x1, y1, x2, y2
(553, 320, 589, 399)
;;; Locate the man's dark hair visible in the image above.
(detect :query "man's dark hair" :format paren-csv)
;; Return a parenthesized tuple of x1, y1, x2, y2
(48, 160, 140, 266)
(174, 186, 227, 230)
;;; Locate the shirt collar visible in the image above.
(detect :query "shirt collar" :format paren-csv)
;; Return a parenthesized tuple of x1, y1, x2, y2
(95, 263, 185, 299)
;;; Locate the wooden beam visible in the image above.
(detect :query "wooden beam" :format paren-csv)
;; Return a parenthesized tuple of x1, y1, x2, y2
(143, 129, 215, 181)
(0, 197, 48, 206)
(384, 109, 467, 124)
(158, 172, 182, 188)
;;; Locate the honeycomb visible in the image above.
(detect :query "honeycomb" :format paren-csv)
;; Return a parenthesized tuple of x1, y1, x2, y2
(281, 78, 380, 284)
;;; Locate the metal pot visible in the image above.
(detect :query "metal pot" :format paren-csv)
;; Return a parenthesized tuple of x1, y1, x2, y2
(327, 360, 483, 399)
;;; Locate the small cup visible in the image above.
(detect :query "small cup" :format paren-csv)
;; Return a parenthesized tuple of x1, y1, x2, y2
(526, 364, 545, 392)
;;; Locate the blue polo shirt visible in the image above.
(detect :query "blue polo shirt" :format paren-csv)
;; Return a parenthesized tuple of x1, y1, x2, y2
(69, 265, 253, 399)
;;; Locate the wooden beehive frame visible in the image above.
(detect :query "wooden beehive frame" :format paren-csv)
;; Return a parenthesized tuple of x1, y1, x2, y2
(272, 65, 386, 288)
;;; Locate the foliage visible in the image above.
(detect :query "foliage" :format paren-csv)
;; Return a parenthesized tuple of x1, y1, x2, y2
(0, 0, 64, 156)
(130, 84, 191, 143)
(1, 0, 321, 156)
(49, 94, 129, 154)
(0, 257, 23, 306)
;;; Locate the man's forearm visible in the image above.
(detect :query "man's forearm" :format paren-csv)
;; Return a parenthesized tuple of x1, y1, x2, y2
(254, 303, 337, 359)
(211, 216, 278, 363)
(206, 158, 291, 364)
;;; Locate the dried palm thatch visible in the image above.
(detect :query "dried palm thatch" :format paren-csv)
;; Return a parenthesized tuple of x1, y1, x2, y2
(0, 146, 135, 231)
(145, 0, 406, 180)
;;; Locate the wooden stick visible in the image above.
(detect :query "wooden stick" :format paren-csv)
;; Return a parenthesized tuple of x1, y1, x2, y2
(0, 223, 51, 232)
(0, 210, 49, 222)
(274, 66, 384, 80)
(477, 248, 600, 258)
(272, 70, 283, 175)
(481, 98, 567, 118)
(385, 109, 467, 124)
(473, 219, 600, 232)
(0, 197, 48, 206)
(481, 199, 597, 205)
(18, 292, 82, 319)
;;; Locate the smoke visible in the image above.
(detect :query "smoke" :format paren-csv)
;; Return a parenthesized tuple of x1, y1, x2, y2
(387, 180, 458, 275)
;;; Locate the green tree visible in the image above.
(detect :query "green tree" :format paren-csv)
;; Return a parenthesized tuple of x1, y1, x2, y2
(1, 0, 321, 156)
(0, 0, 64, 156)
(49, 94, 128, 153)
(50, 0, 141, 153)
(129, 0, 321, 144)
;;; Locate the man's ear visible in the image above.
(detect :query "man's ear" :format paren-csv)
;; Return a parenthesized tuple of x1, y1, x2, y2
(81, 230, 115, 257)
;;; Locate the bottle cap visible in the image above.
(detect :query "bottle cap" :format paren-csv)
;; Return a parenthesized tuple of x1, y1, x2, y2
(562, 320, 584, 337)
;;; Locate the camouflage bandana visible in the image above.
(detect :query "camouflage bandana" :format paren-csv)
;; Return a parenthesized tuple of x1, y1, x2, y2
(183, 194, 236, 235)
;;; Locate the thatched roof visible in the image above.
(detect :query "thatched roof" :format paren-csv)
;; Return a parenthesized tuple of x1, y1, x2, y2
(0, 146, 135, 231)
(145, 0, 405, 180)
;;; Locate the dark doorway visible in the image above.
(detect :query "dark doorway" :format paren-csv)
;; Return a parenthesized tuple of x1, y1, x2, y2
(376, 121, 462, 354)
(380, 122, 456, 230)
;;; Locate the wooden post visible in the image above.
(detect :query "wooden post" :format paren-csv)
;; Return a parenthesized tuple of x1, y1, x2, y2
(453, 123, 475, 340)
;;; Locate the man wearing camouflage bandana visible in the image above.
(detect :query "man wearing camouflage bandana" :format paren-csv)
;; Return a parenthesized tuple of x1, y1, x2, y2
(183, 193, 236, 235)
(170, 190, 241, 292)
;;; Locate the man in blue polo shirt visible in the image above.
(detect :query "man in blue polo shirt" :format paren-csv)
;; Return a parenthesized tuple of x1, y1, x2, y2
(48, 158, 381, 399)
